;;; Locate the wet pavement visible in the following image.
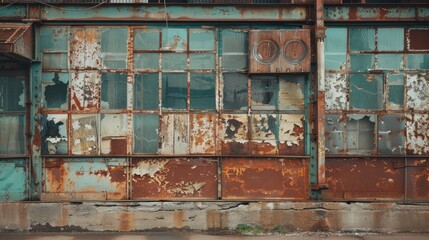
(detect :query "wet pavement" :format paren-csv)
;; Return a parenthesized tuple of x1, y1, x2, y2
(1, 232, 429, 240)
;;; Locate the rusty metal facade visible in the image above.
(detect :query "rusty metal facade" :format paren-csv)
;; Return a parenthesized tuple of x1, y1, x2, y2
(0, 1, 428, 202)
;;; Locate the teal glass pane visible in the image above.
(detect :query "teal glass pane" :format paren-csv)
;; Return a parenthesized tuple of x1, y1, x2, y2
(350, 28, 375, 51)
(101, 73, 127, 109)
(42, 72, 69, 109)
(134, 114, 159, 154)
(0, 115, 25, 154)
(350, 54, 375, 72)
(378, 28, 404, 51)
(251, 75, 279, 110)
(40, 27, 68, 51)
(222, 30, 248, 70)
(190, 54, 215, 70)
(349, 74, 383, 110)
(190, 29, 215, 51)
(162, 73, 187, 109)
(0, 75, 25, 112)
(407, 54, 429, 69)
(325, 28, 347, 70)
(162, 53, 187, 70)
(190, 73, 215, 110)
(134, 29, 160, 50)
(223, 73, 248, 110)
(162, 28, 187, 51)
(134, 73, 159, 110)
(377, 54, 403, 70)
(101, 28, 128, 69)
(387, 73, 404, 110)
(42, 53, 68, 70)
(134, 53, 159, 69)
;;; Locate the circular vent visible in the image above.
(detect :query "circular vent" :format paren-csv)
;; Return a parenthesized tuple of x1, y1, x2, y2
(282, 39, 308, 64)
(253, 40, 280, 65)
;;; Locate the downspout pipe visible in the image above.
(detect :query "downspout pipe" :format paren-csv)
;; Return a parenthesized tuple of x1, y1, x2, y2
(316, 0, 328, 191)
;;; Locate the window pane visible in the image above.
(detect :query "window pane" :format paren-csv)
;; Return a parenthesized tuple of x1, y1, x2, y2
(101, 28, 128, 69)
(325, 115, 345, 154)
(325, 28, 347, 70)
(42, 53, 68, 70)
(223, 73, 248, 110)
(101, 73, 127, 110)
(378, 28, 404, 51)
(134, 53, 159, 70)
(190, 29, 215, 51)
(190, 54, 215, 70)
(251, 76, 278, 110)
(0, 115, 25, 154)
(222, 30, 247, 70)
(134, 73, 159, 110)
(41, 114, 68, 155)
(346, 114, 376, 154)
(101, 114, 128, 155)
(42, 72, 68, 109)
(134, 29, 160, 50)
(40, 27, 68, 51)
(350, 28, 375, 51)
(387, 73, 404, 110)
(377, 54, 403, 70)
(134, 114, 159, 153)
(162, 73, 187, 109)
(350, 54, 375, 72)
(407, 54, 429, 70)
(0, 75, 25, 112)
(162, 28, 187, 51)
(349, 74, 383, 110)
(279, 75, 305, 111)
(162, 53, 187, 70)
(378, 114, 405, 155)
(190, 73, 215, 110)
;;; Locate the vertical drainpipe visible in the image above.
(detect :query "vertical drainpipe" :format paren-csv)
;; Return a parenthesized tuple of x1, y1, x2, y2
(315, 0, 328, 192)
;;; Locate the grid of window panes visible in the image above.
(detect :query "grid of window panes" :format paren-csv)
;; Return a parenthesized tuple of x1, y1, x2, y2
(324, 27, 429, 155)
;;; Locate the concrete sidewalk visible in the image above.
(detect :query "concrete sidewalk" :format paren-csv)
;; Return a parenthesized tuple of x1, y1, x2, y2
(1, 232, 429, 240)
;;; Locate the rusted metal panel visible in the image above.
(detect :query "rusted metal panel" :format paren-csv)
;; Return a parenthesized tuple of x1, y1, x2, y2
(219, 114, 249, 155)
(190, 113, 216, 154)
(160, 114, 188, 155)
(131, 158, 218, 200)
(279, 114, 305, 155)
(325, 114, 345, 155)
(221, 158, 309, 200)
(70, 27, 101, 70)
(406, 114, 429, 155)
(406, 159, 429, 202)
(325, 73, 347, 111)
(250, 114, 277, 155)
(71, 114, 99, 155)
(0, 159, 28, 201)
(378, 114, 405, 155)
(322, 158, 405, 201)
(408, 29, 429, 51)
(325, 6, 425, 22)
(406, 73, 429, 111)
(42, 158, 128, 201)
(70, 72, 100, 111)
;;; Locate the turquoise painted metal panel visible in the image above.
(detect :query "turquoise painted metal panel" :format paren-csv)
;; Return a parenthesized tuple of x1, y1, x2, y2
(324, 7, 349, 21)
(40, 5, 307, 22)
(325, 6, 422, 21)
(0, 5, 26, 19)
(0, 159, 28, 201)
(42, 158, 128, 201)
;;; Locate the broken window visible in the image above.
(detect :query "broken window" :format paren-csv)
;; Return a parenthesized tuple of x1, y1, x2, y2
(346, 115, 376, 154)
(222, 73, 248, 110)
(101, 28, 128, 69)
(221, 29, 247, 71)
(349, 74, 383, 110)
(251, 75, 278, 110)
(0, 75, 25, 112)
(41, 114, 68, 155)
(101, 73, 127, 110)
(325, 28, 347, 70)
(42, 72, 69, 109)
(190, 73, 215, 110)
(162, 28, 187, 51)
(134, 114, 159, 154)
(325, 115, 345, 154)
(134, 73, 159, 110)
(101, 114, 128, 155)
(378, 114, 405, 155)
(162, 73, 187, 110)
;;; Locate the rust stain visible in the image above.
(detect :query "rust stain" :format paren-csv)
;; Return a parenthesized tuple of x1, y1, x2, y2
(108, 167, 126, 183)
(119, 212, 134, 231)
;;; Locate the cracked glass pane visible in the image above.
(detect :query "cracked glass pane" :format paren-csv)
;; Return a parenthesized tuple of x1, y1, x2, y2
(42, 72, 69, 109)
(346, 114, 376, 154)
(349, 74, 383, 110)
(134, 114, 159, 154)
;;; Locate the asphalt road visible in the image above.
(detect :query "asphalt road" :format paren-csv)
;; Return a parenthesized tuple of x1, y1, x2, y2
(1, 232, 429, 240)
